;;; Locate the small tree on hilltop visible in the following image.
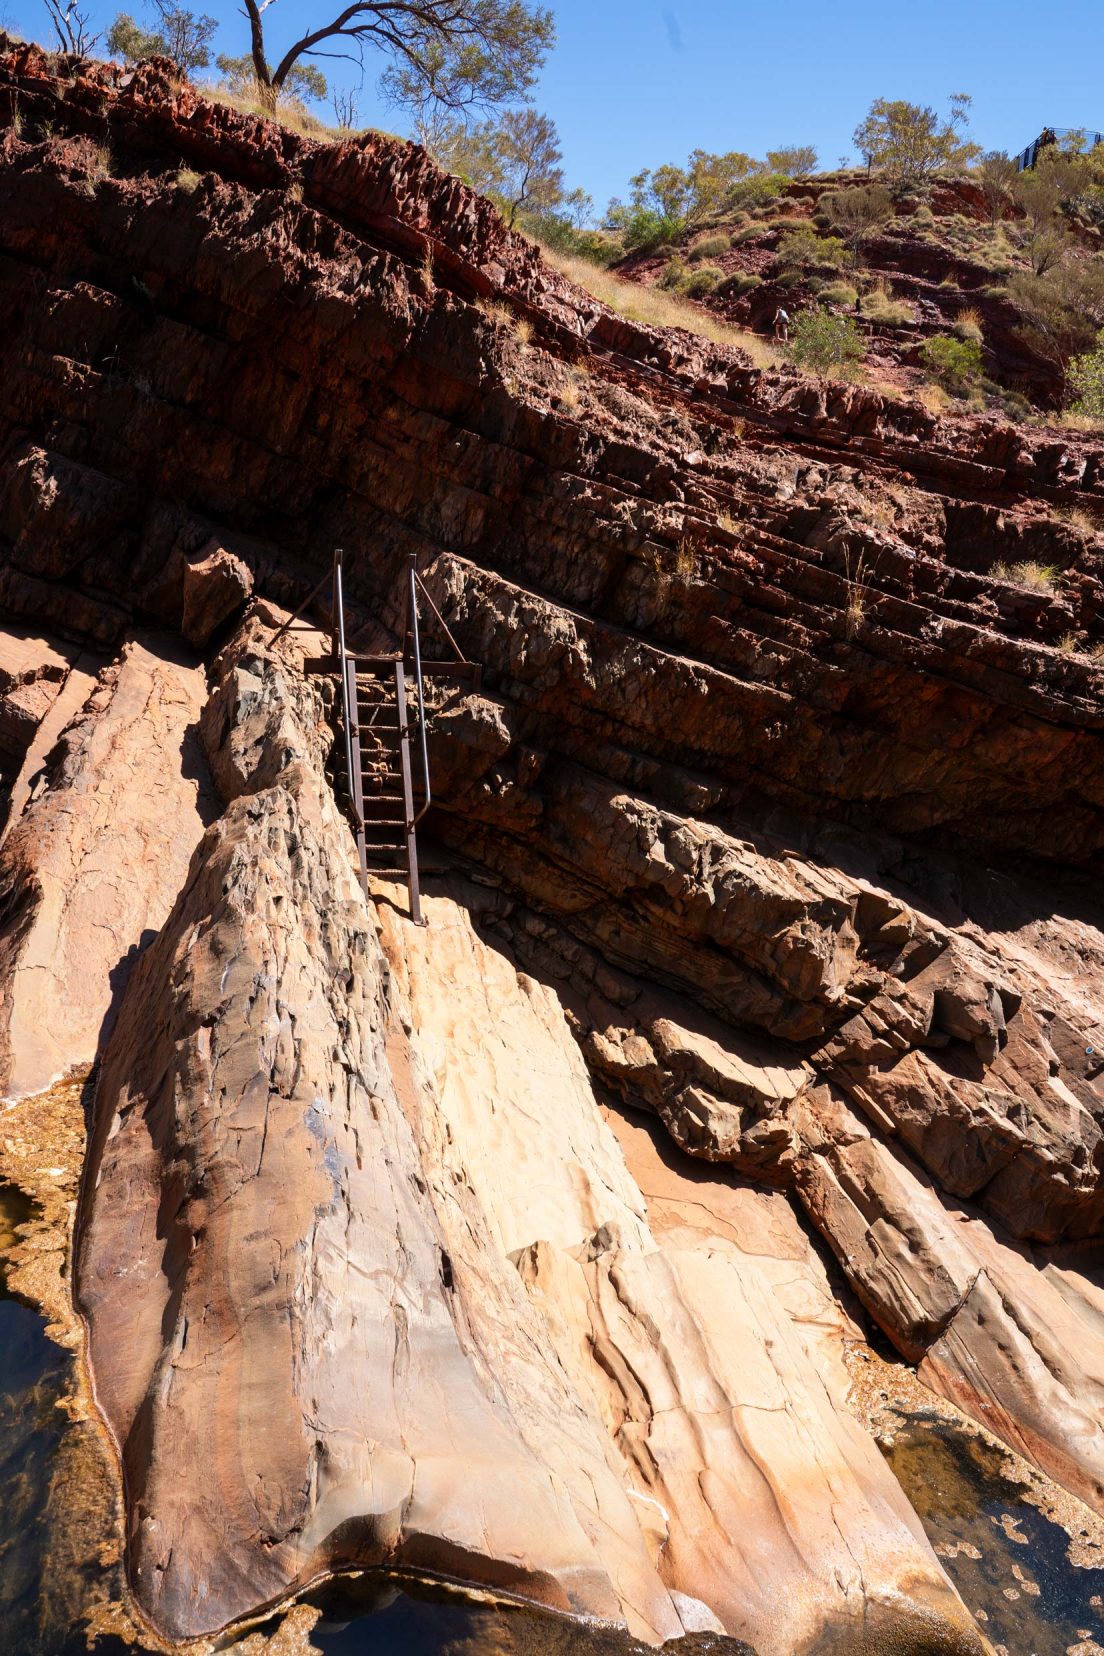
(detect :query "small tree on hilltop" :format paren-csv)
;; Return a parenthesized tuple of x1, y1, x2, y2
(821, 182, 894, 250)
(490, 108, 564, 226)
(41, 0, 97, 54)
(789, 308, 865, 376)
(975, 151, 1018, 222)
(231, 0, 553, 117)
(853, 93, 978, 193)
(1012, 167, 1062, 232)
(434, 108, 565, 226)
(217, 52, 328, 106)
(608, 148, 760, 247)
(766, 144, 818, 176)
(108, 0, 216, 72)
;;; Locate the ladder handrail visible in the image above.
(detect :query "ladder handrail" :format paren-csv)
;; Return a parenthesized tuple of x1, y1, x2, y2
(332, 548, 362, 831)
(406, 556, 433, 827)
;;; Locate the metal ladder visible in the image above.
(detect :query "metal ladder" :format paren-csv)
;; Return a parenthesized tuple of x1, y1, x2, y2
(293, 549, 479, 927)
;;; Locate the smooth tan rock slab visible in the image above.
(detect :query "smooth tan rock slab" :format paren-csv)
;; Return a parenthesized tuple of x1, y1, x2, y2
(78, 643, 684, 1645)
(0, 635, 215, 1100)
(379, 881, 984, 1656)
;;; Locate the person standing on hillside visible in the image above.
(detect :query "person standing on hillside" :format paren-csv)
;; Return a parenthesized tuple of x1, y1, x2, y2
(773, 306, 790, 343)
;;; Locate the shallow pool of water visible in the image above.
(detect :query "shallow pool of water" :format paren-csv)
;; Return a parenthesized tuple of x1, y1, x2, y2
(883, 1410, 1104, 1655)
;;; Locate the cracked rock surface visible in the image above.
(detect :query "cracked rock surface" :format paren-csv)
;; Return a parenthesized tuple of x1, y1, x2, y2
(0, 40, 1102, 1655)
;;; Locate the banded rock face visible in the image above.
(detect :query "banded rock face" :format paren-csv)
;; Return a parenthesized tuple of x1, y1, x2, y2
(0, 40, 1101, 1656)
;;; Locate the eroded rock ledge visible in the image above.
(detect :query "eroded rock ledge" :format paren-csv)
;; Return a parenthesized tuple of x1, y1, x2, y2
(0, 42, 1101, 1656)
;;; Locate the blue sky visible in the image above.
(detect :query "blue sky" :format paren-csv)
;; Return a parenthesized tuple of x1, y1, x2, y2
(5, 0, 1103, 211)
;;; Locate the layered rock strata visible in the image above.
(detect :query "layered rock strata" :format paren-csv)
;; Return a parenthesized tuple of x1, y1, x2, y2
(0, 40, 1101, 1654)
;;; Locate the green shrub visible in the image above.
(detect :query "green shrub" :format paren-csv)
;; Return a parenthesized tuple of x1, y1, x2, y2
(789, 308, 865, 375)
(776, 226, 853, 272)
(920, 333, 983, 388)
(730, 224, 762, 246)
(726, 171, 792, 210)
(685, 264, 724, 296)
(717, 270, 763, 297)
(621, 207, 683, 251)
(1067, 333, 1104, 419)
(688, 232, 730, 262)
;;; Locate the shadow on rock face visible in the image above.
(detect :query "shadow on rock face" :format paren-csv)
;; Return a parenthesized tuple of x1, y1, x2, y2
(301, 1574, 758, 1655)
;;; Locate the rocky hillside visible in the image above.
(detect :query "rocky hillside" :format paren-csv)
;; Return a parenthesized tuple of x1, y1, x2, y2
(2, 37, 1104, 1656)
(616, 170, 1104, 411)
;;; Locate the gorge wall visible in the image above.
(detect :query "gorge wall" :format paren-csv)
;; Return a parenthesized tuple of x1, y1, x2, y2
(1, 38, 1104, 1656)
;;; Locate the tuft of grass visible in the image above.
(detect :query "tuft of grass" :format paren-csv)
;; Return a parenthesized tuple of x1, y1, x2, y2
(843, 550, 872, 637)
(1054, 504, 1097, 536)
(716, 270, 763, 298)
(688, 232, 730, 262)
(175, 166, 202, 193)
(861, 281, 916, 326)
(991, 560, 1059, 591)
(953, 306, 984, 344)
(673, 535, 698, 577)
(917, 382, 951, 417)
(685, 263, 724, 297)
(820, 279, 859, 309)
(1057, 632, 1079, 653)
(287, 180, 304, 203)
(1060, 410, 1104, 434)
(513, 316, 534, 347)
(557, 375, 582, 413)
(540, 245, 784, 367)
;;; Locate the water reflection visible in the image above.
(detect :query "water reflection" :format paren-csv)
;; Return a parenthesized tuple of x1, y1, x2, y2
(0, 1181, 69, 1654)
(883, 1411, 1104, 1655)
(302, 1575, 748, 1656)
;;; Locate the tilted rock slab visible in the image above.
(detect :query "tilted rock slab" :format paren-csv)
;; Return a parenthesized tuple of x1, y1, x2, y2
(377, 880, 983, 1656)
(0, 633, 214, 1099)
(78, 640, 684, 1644)
(77, 639, 984, 1653)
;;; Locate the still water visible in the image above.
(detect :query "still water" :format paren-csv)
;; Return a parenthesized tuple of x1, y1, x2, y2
(2, 1178, 1103, 1655)
(883, 1412, 1104, 1656)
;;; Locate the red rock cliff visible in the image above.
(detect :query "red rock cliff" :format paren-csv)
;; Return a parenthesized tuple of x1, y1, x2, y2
(1, 39, 1103, 1656)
